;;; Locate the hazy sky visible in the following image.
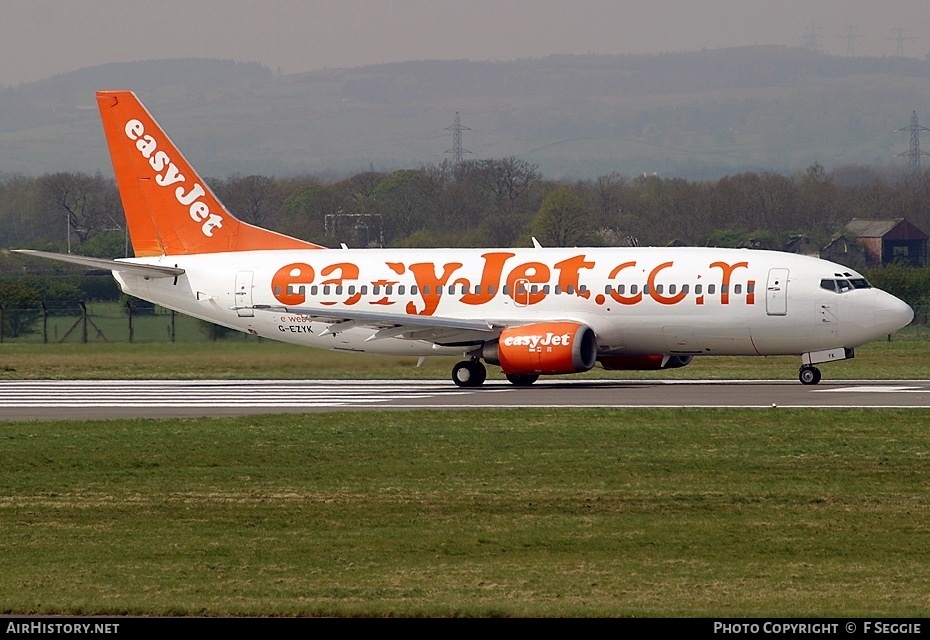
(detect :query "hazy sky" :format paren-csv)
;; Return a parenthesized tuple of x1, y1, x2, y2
(2, 0, 929, 85)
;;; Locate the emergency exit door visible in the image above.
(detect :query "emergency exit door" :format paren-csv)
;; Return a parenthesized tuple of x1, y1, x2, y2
(235, 271, 254, 317)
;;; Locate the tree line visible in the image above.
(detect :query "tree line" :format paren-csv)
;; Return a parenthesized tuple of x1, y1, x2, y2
(4, 160, 930, 258)
(4, 159, 930, 333)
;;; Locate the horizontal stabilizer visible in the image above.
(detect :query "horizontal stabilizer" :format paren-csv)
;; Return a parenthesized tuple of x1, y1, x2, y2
(11, 250, 185, 278)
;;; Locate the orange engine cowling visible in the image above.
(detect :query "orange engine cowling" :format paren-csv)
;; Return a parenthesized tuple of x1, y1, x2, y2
(597, 354, 693, 370)
(482, 322, 597, 375)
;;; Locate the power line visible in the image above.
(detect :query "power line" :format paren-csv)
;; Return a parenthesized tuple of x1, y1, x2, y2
(801, 21, 821, 52)
(444, 112, 471, 165)
(837, 26, 863, 57)
(888, 28, 916, 57)
(896, 110, 930, 174)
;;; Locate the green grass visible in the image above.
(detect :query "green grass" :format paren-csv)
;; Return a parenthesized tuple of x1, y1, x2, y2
(1, 335, 928, 616)
(1, 332, 929, 380)
(5, 303, 227, 344)
(1, 408, 929, 617)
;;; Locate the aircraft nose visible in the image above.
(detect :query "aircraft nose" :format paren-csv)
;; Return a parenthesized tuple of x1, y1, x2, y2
(873, 291, 914, 335)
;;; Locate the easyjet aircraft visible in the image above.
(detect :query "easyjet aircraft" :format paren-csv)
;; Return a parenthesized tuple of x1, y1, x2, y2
(15, 91, 915, 386)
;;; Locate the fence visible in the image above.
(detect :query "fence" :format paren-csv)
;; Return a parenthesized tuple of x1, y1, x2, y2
(3, 299, 927, 345)
(0, 301, 249, 344)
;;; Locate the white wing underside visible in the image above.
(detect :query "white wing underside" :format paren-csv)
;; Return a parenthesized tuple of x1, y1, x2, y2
(251, 304, 509, 345)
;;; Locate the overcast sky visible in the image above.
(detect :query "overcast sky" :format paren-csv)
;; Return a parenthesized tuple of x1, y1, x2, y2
(2, 0, 929, 86)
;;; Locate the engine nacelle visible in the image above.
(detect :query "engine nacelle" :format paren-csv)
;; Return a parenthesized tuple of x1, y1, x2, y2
(482, 322, 597, 375)
(597, 354, 693, 370)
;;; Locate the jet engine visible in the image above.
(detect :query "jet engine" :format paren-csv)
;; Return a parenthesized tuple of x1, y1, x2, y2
(482, 322, 597, 375)
(597, 354, 693, 370)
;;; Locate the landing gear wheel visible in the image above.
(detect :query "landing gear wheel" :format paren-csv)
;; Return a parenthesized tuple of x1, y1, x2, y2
(799, 365, 822, 385)
(506, 373, 539, 386)
(452, 360, 487, 387)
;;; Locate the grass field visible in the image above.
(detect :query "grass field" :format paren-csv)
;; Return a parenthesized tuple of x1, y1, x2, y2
(1, 408, 929, 617)
(3, 303, 226, 344)
(1, 330, 930, 380)
(1, 337, 929, 617)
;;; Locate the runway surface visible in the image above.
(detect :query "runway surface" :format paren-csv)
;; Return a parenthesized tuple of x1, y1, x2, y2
(2, 378, 930, 420)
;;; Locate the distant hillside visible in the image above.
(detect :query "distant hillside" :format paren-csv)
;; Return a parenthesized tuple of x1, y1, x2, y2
(1, 58, 270, 116)
(2, 48, 930, 180)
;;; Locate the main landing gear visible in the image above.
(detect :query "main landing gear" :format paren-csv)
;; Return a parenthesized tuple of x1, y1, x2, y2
(799, 365, 822, 385)
(451, 359, 487, 387)
(451, 359, 540, 387)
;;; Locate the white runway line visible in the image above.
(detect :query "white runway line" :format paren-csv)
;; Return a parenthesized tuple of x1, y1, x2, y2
(815, 386, 923, 393)
(2, 379, 930, 416)
(0, 380, 465, 409)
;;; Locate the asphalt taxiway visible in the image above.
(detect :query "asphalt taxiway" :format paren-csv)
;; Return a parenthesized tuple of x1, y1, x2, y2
(2, 378, 930, 421)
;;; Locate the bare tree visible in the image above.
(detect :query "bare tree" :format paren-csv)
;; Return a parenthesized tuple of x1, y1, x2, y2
(212, 174, 282, 227)
(36, 172, 120, 250)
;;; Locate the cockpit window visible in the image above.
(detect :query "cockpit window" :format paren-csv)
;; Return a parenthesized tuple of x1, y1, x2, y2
(821, 277, 871, 293)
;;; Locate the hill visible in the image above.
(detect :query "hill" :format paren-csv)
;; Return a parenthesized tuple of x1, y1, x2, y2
(2, 47, 930, 180)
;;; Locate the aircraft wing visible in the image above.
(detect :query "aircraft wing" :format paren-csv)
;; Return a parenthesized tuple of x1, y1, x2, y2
(11, 250, 185, 278)
(251, 304, 507, 345)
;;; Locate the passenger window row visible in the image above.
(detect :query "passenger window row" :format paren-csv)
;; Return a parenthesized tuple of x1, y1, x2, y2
(279, 281, 756, 298)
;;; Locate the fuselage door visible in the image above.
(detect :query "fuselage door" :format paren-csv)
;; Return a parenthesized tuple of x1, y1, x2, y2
(513, 278, 530, 307)
(766, 268, 789, 316)
(235, 270, 255, 317)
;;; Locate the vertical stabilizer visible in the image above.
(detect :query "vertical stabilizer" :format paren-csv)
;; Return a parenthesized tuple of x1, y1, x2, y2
(97, 90, 324, 256)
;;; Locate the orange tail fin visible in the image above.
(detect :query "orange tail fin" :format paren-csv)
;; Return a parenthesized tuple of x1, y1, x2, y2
(97, 90, 324, 257)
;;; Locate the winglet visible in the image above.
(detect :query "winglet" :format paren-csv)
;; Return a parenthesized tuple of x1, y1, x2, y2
(97, 91, 325, 256)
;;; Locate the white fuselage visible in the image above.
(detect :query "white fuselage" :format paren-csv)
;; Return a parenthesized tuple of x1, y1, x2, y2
(112, 246, 913, 360)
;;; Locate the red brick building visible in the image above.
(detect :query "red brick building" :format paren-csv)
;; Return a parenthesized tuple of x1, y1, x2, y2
(843, 218, 927, 267)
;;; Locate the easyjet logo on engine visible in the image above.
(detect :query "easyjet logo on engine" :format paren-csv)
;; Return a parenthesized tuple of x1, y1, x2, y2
(124, 119, 224, 238)
(503, 332, 572, 350)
